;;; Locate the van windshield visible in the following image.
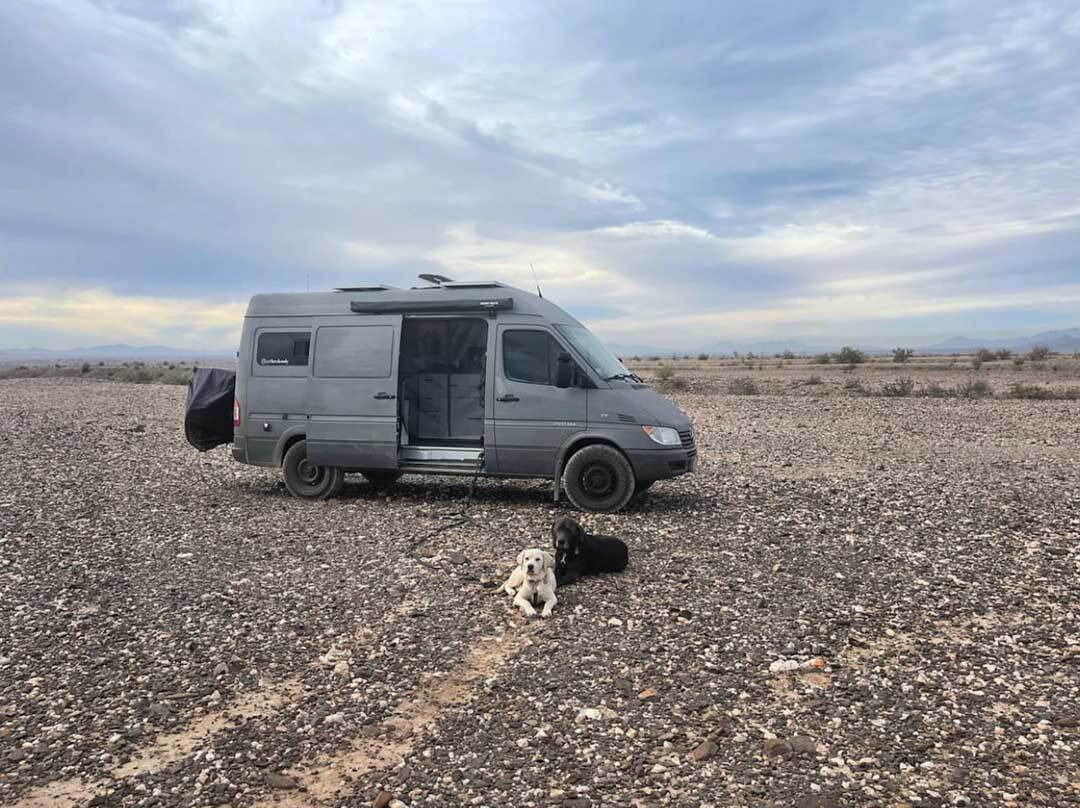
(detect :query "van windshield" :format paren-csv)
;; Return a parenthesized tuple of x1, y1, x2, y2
(555, 324, 633, 381)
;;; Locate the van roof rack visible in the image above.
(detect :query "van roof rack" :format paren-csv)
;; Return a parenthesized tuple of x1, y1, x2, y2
(334, 284, 396, 292)
(440, 281, 505, 289)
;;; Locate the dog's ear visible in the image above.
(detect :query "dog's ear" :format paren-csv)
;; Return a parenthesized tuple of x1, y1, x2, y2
(542, 551, 556, 571)
(516, 549, 526, 567)
(551, 517, 565, 539)
(569, 517, 584, 543)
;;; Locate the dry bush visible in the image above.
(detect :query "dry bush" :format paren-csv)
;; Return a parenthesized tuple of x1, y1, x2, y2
(957, 379, 993, 399)
(729, 378, 759, 396)
(881, 377, 915, 397)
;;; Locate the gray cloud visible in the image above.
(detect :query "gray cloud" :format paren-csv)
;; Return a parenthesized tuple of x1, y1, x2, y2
(0, 0, 1078, 349)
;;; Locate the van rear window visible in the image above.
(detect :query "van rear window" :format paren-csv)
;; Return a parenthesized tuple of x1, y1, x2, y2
(256, 332, 310, 367)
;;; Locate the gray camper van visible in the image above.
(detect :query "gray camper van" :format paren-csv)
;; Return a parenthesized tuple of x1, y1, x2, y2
(232, 278, 696, 512)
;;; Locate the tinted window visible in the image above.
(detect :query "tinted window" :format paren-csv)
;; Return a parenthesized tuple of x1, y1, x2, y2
(314, 325, 394, 378)
(504, 330, 560, 384)
(256, 331, 309, 367)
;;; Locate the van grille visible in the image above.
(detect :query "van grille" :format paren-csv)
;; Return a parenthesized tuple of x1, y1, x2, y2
(617, 413, 637, 423)
(679, 427, 697, 459)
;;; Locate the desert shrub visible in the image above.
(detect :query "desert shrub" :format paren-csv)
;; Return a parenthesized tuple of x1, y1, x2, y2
(98, 361, 105, 366)
(811, 353, 832, 365)
(975, 348, 997, 364)
(655, 364, 686, 391)
(881, 377, 915, 397)
(1012, 358, 1025, 368)
(893, 348, 914, 363)
(729, 378, 759, 395)
(1006, 382, 1054, 400)
(781, 350, 796, 360)
(843, 378, 864, 392)
(697, 353, 710, 361)
(630, 355, 641, 361)
(971, 354, 983, 371)
(1005, 383, 1078, 400)
(80, 362, 91, 374)
(833, 346, 865, 365)
(995, 349, 1012, 360)
(920, 382, 952, 398)
(1027, 345, 1051, 361)
(648, 355, 661, 362)
(806, 375, 824, 385)
(957, 379, 993, 399)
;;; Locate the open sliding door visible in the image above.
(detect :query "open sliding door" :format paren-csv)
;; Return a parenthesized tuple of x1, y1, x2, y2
(306, 315, 402, 469)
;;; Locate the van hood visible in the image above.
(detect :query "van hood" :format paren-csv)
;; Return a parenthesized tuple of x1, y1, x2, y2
(611, 385, 691, 429)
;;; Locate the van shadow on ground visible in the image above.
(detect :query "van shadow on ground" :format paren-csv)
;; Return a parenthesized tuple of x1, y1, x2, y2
(234, 473, 703, 515)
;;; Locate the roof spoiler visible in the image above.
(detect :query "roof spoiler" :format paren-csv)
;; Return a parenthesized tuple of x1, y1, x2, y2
(350, 297, 514, 316)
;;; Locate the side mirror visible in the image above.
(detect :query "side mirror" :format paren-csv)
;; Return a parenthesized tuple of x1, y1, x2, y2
(555, 351, 574, 388)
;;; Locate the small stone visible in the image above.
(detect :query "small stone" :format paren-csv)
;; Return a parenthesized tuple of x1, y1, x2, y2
(372, 791, 393, 808)
(212, 662, 229, 677)
(324, 712, 345, 725)
(607, 617, 623, 627)
(789, 735, 817, 756)
(763, 738, 793, 759)
(265, 772, 298, 790)
(388, 801, 410, 808)
(333, 660, 350, 680)
(689, 739, 717, 762)
(650, 763, 668, 774)
(637, 687, 658, 700)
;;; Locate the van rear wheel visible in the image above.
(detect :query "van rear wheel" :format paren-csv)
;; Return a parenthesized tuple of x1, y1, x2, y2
(282, 440, 344, 500)
(562, 445, 635, 513)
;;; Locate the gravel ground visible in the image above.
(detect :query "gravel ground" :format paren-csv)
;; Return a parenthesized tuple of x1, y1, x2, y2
(1, 377, 1078, 808)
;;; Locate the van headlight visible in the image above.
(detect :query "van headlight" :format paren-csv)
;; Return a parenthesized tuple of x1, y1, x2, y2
(642, 425, 680, 446)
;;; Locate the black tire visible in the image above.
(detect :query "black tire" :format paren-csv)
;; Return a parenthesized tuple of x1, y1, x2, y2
(282, 440, 344, 500)
(633, 479, 656, 498)
(361, 470, 402, 488)
(562, 444, 636, 513)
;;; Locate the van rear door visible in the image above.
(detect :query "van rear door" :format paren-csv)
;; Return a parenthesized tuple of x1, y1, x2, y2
(306, 316, 402, 469)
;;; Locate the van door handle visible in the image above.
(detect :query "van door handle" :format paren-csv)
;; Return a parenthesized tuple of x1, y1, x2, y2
(373, 392, 396, 400)
(496, 394, 519, 403)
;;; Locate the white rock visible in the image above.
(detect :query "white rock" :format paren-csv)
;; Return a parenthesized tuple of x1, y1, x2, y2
(575, 707, 603, 723)
(607, 617, 623, 627)
(769, 659, 800, 673)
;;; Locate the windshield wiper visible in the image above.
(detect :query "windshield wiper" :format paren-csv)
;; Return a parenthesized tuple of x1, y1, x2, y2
(603, 372, 643, 383)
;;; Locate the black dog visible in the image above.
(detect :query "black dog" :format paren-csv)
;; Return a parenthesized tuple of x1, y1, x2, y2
(551, 516, 629, 587)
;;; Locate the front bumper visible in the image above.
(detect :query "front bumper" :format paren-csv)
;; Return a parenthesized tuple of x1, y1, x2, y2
(626, 424, 697, 481)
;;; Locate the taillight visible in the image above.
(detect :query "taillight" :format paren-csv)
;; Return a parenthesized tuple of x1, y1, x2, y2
(233, 398, 240, 428)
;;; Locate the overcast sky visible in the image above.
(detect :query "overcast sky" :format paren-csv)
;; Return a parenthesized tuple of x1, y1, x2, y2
(1, 0, 1079, 350)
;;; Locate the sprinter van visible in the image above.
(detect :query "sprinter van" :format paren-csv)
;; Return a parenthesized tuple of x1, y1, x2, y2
(231, 277, 696, 512)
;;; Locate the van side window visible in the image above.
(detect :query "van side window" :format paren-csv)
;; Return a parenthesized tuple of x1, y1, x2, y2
(314, 325, 394, 378)
(256, 331, 310, 367)
(504, 330, 560, 385)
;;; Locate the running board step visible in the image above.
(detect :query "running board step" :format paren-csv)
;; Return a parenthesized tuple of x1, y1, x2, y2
(400, 446, 482, 463)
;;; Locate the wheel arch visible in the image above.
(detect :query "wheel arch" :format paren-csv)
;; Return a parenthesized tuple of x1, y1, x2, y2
(554, 432, 630, 475)
(273, 426, 308, 467)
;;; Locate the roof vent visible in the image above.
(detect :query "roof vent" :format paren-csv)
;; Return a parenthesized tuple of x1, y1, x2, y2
(418, 273, 454, 286)
(334, 285, 395, 292)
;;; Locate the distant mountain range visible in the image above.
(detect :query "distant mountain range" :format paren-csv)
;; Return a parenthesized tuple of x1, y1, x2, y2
(609, 327, 1080, 358)
(0, 343, 234, 361)
(2, 328, 1078, 363)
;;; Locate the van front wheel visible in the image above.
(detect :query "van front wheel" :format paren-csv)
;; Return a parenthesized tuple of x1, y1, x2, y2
(562, 445, 635, 513)
(282, 440, 344, 500)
